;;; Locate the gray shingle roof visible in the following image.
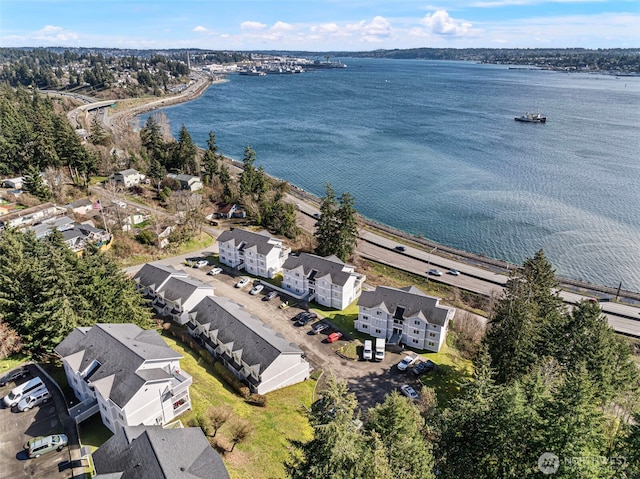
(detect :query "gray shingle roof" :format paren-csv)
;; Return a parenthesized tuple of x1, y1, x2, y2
(118, 169, 139, 176)
(134, 264, 189, 291)
(157, 276, 213, 304)
(93, 426, 230, 479)
(357, 285, 454, 327)
(282, 252, 355, 286)
(191, 296, 303, 375)
(54, 324, 182, 408)
(217, 228, 280, 256)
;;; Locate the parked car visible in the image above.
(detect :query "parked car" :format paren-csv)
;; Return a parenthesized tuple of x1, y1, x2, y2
(448, 269, 460, 276)
(16, 387, 51, 412)
(194, 260, 209, 269)
(428, 269, 443, 276)
(207, 267, 223, 276)
(249, 284, 264, 295)
(24, 434, 68, 458)
(326, 332, 343, 343)
(400, 384, 419, 400)
(396, 355, 416, 372)
(235, 277, 250, 288)
(295, 314, 313, 327)
(4, 376, 45, 408)
(362, 340, 373, 360)
(412, 360, 436, 376)
(310, 323, 329, 335)
(292, 311, 309, 321)
(0, 367, 28, 387)
(394, 245, 406, 252)
(305, 312, 318, 321)
(263, 291, 278, 301)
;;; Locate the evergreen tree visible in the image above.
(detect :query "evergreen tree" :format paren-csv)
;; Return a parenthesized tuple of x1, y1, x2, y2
(22, 164, 51, 201)
(173, 124, 198, 174)
(202, 130, 220, 186)
(140, 115, 165, 162)
(366, 391, 435, 479)
(238, 145, 261, 196)
(314, 184, 359, 261)
(89, 117, 109, 146)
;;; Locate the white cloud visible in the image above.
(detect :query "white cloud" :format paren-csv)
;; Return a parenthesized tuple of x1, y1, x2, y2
(241, 21, 267, 31)
(420, 10, 473, 36)
(193, 26, 208, 32)
(346, 16, 392, 42)
(271, 21, 294, 32)
(33, 25, 79, 43)
(311, 23, 340, 34)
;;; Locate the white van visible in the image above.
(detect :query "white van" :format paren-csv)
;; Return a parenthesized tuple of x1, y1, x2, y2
(16, 386, 51, 412)
(3, 376, 44, 408)
(363, 340, 373, 361)
(375, 338, 386, 362)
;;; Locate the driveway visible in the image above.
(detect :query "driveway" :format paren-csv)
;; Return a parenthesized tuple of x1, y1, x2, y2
(149, 257, 425, 411)
(0, 365, 75, 479)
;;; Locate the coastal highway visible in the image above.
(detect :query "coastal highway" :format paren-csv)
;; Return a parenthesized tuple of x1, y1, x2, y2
(294, 202, 640, 338)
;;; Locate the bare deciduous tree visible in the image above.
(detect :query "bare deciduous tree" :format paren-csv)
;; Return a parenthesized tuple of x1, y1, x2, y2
(206, 405, 232, 437)
(227, 417, 253, 452)
(0, 319, 23, 359)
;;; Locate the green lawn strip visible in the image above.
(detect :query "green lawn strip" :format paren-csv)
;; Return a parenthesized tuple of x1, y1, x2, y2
(78, 414, 113, 452)
(0, 355, 29, 374)
(162, 336, 314, 479)
(310, 302, 364, 340)
(416, 339, 473, 406)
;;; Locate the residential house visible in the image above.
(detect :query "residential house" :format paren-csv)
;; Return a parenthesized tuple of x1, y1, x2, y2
(215, 203, 245, 219)
(0, 203, 66, 230)
(61, 222, 111, 252)
(355, 285, 455, 352)
(167, 173, 203, 192)
(54, 323, 192, 433)
(282, 253, 366, 310)
(112, 169, 144, 188)
(217, 228, 290, 279)
(1, 177, 24, 189)
(153, 276, 214, 325)
(92, 425, 230, 479)
(65, 197, 94, 215)
(188, 296, 311, 394)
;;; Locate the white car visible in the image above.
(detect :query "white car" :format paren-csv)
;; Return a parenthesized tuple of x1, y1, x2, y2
(249, 284, 264, 295)
(400, 384, 419, 400)
(448, 269, 460, 276)
(207, 267, 223, 276)
(235, 277, 250, 288)
(195, 260, 209, 268)
(397, 355, 416, 372)
(428, 269, 443, 276)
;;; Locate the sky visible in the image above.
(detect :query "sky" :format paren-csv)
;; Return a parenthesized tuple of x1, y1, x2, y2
(1, 0, 639, 51)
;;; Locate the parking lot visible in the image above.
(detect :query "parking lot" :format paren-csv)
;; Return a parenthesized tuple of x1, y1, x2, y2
(0, 365, 73, 479)
(162, 257, 426, 411)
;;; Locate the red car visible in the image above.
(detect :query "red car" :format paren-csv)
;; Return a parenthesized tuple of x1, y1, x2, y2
(326, 332, 343, 343)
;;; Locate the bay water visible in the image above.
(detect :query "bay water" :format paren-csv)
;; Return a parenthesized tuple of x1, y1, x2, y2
(146, 58, 640, 292)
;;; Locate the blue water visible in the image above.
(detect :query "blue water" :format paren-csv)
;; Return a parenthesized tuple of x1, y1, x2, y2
(144, 58, 640, 292)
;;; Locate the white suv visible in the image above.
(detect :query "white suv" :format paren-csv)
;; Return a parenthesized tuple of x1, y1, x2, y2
(16, 387, 51, 412)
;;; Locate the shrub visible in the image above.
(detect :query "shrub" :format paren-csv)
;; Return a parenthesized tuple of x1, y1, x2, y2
(245, 393, 267, 407)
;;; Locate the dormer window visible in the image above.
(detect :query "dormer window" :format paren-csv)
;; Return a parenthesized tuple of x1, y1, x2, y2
(80, 359, 101, 382)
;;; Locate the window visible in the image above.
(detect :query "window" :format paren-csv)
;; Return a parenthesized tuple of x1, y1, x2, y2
(429, 341, 435, 347)
(412, 339, 419, 344)
(295, 272, 300, 277)
(375, 329, 381, 334)
(377, 311, 382, 316)
(361, 324, 368, 329)
(413, 329, 420, 334)
(362, 315, 369, 320)
(429, 332, 437, 337)
(414, 320, 420, 325)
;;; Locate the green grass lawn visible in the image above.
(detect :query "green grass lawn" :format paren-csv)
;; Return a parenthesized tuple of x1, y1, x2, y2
(0, 355, 29, 374)
(162, 336, 315, 479)
(416, 338, 474, 406)
(79, 414, 113, 452)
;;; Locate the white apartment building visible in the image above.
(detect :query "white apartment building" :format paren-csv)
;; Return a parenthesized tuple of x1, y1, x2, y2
(355, 285, 455, 352)
(217, 228, 290, 279)
(281, 253, 365, 310)
(55, 323, 192, 433)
